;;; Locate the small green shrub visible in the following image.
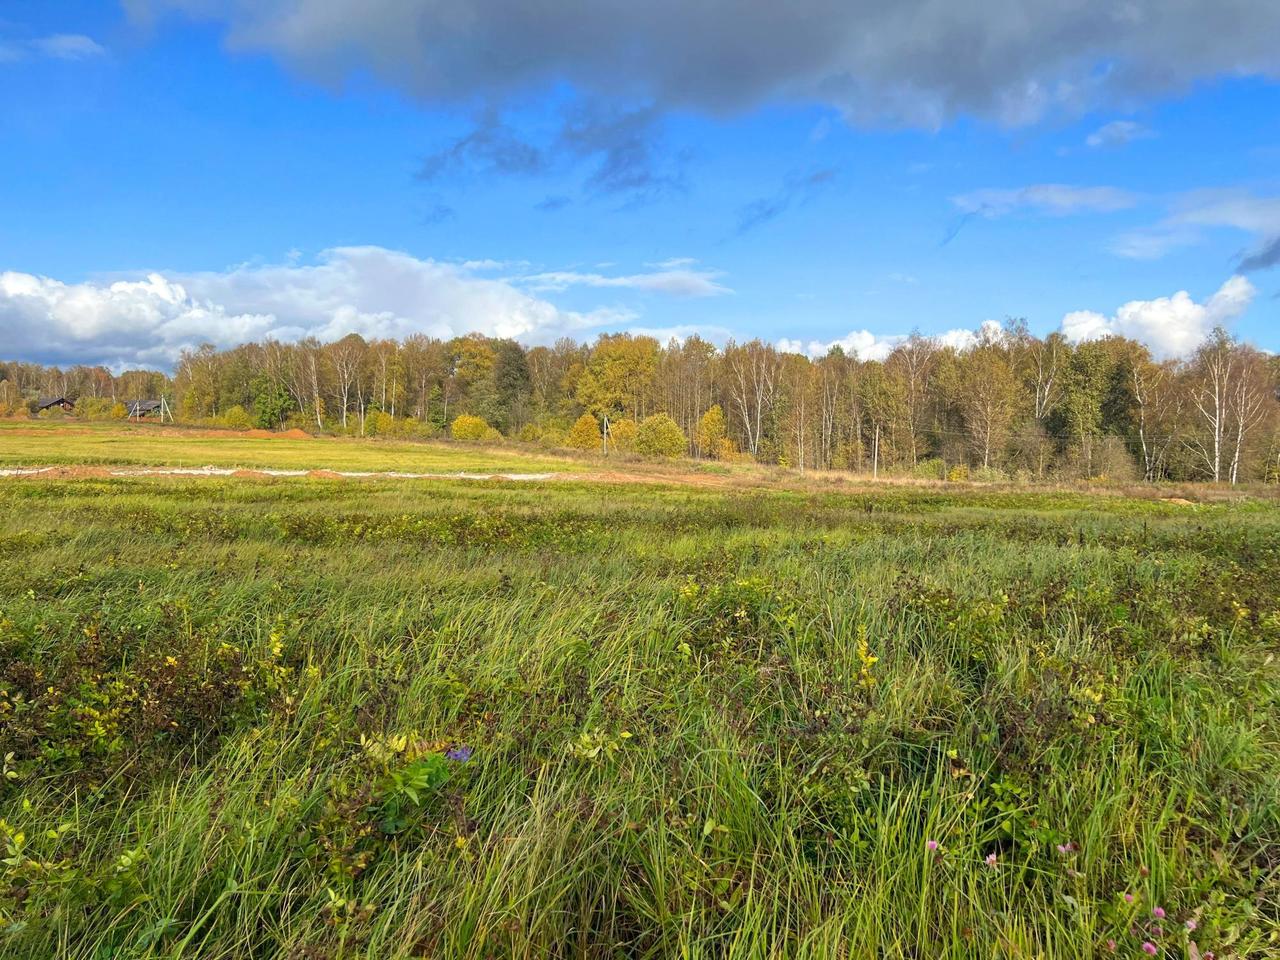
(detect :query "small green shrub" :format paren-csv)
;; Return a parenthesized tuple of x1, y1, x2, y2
(564, 414, 602, 452)
(219, 405, 253, 430)
(912, 457, 946, 480)
(607, 418, 637, 453)
(365, 410, 397, 437)
(636, 413, 687, 458)
(697, 405, 727, 456)
(450, 414, 490, 441)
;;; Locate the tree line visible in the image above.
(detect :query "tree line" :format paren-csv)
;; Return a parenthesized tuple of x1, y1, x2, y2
(3, 323, 1279, 483)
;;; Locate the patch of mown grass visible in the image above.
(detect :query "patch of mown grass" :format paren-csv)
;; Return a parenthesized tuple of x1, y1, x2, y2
(0, 420, 581, 474)
(0, 476, 1277, 958)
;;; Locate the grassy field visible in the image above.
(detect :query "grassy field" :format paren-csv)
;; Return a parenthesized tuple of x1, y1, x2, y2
(0, 432, 1278, 958)
(0, 421, 583, 475)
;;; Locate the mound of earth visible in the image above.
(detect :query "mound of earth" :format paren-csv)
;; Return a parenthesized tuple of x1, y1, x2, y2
(243, 428, 313, 440)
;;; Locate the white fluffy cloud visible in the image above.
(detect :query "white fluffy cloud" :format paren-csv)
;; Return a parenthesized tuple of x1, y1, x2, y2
(0, 247, 715, 369)
(626, 323, 736, 345)
(778, 329, 898, 360)
(778, 320, 1003, 360)
(1085, 120, 1154, 148)
(32, 34, 107, 59)
(0, 34, 105, 62)
(519, 262, 730, 296)
(1060, 275, 1255, 358)
(1111, 189, 1280, 267)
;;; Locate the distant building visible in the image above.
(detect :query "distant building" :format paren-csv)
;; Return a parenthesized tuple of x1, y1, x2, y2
(36, 396, 75, 413)
(126, 400, 163, 418)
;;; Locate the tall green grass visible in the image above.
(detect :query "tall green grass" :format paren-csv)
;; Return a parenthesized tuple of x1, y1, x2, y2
(0, 475, 1276, 958)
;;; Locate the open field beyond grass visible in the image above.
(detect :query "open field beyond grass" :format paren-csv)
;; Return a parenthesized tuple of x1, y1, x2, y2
(0, 421, 584, 476)
(0, 429, 1278, 958)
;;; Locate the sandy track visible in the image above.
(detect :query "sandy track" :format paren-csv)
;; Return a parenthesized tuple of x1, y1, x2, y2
(0, 463, 745, 490)
(0, 464, 557, 482)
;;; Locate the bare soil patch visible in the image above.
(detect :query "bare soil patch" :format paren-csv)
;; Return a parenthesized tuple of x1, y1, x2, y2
(243, 428, 313, 440)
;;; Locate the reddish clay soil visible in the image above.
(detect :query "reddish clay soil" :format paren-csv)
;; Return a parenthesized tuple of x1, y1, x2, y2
(243, 428, 313, 440)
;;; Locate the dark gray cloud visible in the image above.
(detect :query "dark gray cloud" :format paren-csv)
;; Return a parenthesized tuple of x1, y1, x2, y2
(535, 194, 571, 212)
(559, 104, 686, 200)
(1238, 235, 1280, 272)
(419, 103, 683, 203)
(418, 112, 546, 181)
(940, 210, 981, 247)
(419, 202, 456, 225)
(735, 168, 836, 234)
(129, 1, 1280, 126)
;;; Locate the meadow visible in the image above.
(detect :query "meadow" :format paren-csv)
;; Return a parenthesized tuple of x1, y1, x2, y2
(0, 421, 583, 475)
(0, 427, 1277, 958)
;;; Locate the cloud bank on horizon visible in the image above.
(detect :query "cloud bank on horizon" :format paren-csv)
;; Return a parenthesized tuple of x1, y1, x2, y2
(0, 249, 1252, 371)
(777, 275, 1256, 362)
(0, 249, 733, 370)
(1060, 276, 1256, 360)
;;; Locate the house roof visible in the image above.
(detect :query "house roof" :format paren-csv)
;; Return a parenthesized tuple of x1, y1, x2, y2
(126, 399, 163, 414)
(36, 396, 72, 410)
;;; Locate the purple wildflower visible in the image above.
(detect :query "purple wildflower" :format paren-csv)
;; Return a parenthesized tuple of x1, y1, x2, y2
(1152, 906, 1166, 920)
(1185, 920, 1197, 932)
(985, 852, 998, 868)
(445, 745, 474, 762)
(1142, 943, 1157, 956)
(1106, 940, 1117, 953)
(1124, 893, 1135, 904)
(926, 839, 939, 851)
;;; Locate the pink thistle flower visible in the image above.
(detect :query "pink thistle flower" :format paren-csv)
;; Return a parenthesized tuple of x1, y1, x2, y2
(1106, 939, 1117, 952)
(1152, 907, 1166, 919)
(1203, 953, 1215, 960)
(1142, 943, 1157, 956)
(926, 840, 939, 851)
(985, 853, 998, 867)
(1056, 843, 1068, 854)
(1124, 893, 1135, 904)
(1152, 926, 1164, 937)
(1185, 919, 1197, 932)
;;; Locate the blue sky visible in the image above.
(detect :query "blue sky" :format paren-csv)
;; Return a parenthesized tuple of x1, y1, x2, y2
(2, 0, 1279, 369)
